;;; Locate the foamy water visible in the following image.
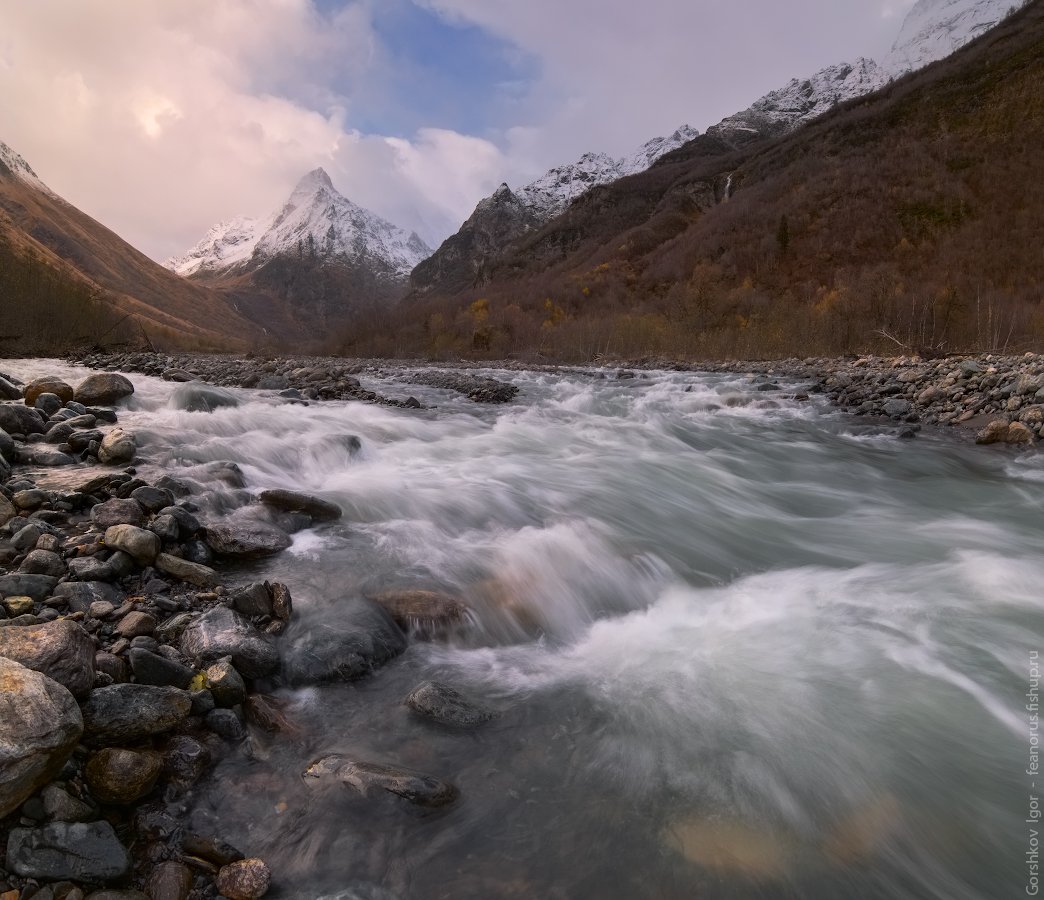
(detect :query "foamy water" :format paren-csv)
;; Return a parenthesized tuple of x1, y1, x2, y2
(5, 358, 1042, 899)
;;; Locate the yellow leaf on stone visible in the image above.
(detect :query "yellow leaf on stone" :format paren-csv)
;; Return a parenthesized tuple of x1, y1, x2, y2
(188, 673, 207, 692)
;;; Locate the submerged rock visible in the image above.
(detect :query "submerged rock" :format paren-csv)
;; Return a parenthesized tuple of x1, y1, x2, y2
(405, 680, 496, 728)
(0, 658, 83, 818)
(281, 599, 406, 686)
(304, 755, 458, 808)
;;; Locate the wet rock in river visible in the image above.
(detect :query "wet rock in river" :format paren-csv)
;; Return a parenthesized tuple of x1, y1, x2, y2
(281, 598, 406, 686)
(0, 658, 83, 818)
(6, 821, 131, 882)
(204, 520, 291, 558)
(0, 620, 96, 698)
(170, 383, 239, 413)
(405, 680, 496, 728)
(258, 489, 342, 521)
(81, 684, 191, 745)
(74, 373, 134, 407)
(205, 657, 246, 707)
(91, 498, 146, 529)
(179, 606, 279, 678)
(215, 858, 271, 900)
(305, 755, 458, 808)
(98, 428, 136, 465)
(371, 589, 469, 634)
(85, 747, 162, 804)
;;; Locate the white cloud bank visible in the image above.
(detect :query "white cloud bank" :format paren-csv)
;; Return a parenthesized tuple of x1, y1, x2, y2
(0, 0, 913, 261)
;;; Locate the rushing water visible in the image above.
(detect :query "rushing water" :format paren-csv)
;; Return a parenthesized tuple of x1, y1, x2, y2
(6, 359, 1044, 900)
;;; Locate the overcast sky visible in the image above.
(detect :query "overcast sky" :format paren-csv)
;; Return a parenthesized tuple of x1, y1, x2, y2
(0, 0, 918, 261)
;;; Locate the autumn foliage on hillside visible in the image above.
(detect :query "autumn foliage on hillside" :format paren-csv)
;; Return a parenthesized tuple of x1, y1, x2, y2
(351, 0, 1044, 362)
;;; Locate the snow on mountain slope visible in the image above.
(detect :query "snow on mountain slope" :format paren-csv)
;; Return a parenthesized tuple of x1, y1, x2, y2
(886, 0, 1026, 75)
(510, 123, 700, 221)
(0, 141, 57, 198)
(710, 58, 888, 141)
(166, 168, 431, 279)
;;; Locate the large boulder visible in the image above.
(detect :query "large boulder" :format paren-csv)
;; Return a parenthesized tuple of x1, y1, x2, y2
(258, 489, 342, 522)
(0, 620, 96, 698)
(205, 521, 291, 558)
(282, 599, 406, 686)
(98, 428, 136, 465)
(170, 383, 239, 413)
(74, 373, 135, 407)
(0, 403, 46, 436)
(304, 755, 458, 808)
(0, 658, 83, 818)
(180, 607, 279, 678)
(81, 684, 191, 745)
(5, 820, 131, 882)
(23, 377, 74, 406)
(0, 374, 21, 400)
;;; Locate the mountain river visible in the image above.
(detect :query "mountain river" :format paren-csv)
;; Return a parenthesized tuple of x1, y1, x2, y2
(5, 359, 1042, 900)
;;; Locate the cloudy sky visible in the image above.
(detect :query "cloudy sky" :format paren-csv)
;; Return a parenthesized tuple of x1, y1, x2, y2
(0, 0, 917, 261)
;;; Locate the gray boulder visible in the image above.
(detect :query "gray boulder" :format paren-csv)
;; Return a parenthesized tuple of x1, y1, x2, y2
(6, 820, 130, 882)
(81, 684, 191, 745)
(91, 498, 146, 528)
(104, 524, 160, 564)
(0, 658, 83, 818)
(0, 574, 59, 601)
(0, 403, 46, 435)
(180, 606, 279, 678)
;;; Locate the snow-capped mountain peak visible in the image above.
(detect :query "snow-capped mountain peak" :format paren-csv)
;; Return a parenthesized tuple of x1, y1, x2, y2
(886, 0, 1026, 75)
(166, 170, 432, 279)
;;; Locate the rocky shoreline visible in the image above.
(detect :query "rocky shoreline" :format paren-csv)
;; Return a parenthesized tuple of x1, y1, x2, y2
(64, 348, 1044, 445)
(0, 367, 492, 900)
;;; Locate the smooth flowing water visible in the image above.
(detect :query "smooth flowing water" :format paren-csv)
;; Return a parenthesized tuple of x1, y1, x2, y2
(7, 360, 1043, 900)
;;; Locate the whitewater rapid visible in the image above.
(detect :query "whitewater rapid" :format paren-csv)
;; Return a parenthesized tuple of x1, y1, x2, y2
(5, 358, 1041, 899)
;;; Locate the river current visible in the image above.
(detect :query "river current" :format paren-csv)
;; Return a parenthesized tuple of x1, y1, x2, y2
(6, 359, 1043, 900)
